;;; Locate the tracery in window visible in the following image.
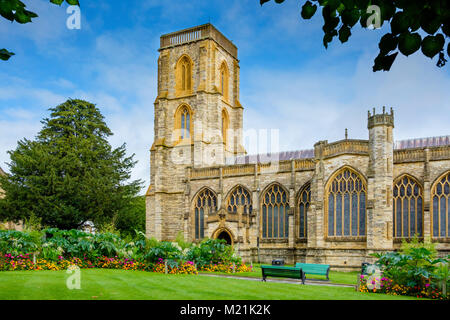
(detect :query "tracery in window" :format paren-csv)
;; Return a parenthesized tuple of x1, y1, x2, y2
(432, 171, 450, 239)
(297, 183, 310, 239)
(174, 104, 192, 141)
(176, 55, 193, 95)
(193, 188, 217, 240)
(226, 185, 252, 214)
(325, 167, 366, 237)
(393, 175, 423, 239)
(261, 183, 289, 239)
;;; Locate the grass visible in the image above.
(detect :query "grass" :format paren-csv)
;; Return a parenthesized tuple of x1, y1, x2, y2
(203, 264, 359, 285)
(0, 269, 420, 300)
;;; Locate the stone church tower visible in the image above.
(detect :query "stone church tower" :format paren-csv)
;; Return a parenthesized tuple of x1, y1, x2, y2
(146, 24, 246, 240)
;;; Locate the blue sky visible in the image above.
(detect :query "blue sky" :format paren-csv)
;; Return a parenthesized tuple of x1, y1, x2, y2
(1, 0, 449, 193)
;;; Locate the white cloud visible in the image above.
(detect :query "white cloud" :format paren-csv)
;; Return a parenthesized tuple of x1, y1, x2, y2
(240, 50, 450, 154)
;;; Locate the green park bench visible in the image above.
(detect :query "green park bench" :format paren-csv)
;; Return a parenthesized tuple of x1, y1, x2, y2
(261, 265, 305, 284)
(295, 263, 330, 281)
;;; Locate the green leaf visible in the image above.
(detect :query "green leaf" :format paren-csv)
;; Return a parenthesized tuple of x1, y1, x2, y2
(398, 32, 421, 56)
(380, 2, 395, 21)
(354, 0, 369, 10)
(341, 8, 360, 27)
(420, 9, 441, 35)
(66, 0, 80, 5)
(325, 0, 340, 12)
(421, 34, 445, 59)
(441, 21, 450, 37)
(323, 29, 337, 48)
(373, 52, 398, 72)
(359, 11, 371, 28)
(14, 8, 33, 24)
(390, 12, 410, 35)
(0, 49, 15, 61)
(379, 33, 398, 55)
(338, 25, 351, 43)
(50, 0, 64, 5)
(301, 1, 317, 20)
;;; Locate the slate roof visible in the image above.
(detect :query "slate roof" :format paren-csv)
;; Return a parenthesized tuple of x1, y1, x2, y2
(232, 149, 314, 165)
(394, 135, 450, 150)
(230, 135, 450, 164)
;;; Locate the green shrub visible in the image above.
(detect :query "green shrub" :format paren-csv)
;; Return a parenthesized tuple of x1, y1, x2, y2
(0, 230, 40, 255)
(186, 238, 240, 267)
(371, 240, 448, 295)
(144, 241, 182, 263)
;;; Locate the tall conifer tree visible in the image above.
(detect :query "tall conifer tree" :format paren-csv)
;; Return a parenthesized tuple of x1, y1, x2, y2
(0, 99, 142, 229)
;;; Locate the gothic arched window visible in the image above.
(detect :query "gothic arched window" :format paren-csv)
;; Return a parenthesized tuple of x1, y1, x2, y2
(297, 183, 310, 239)
(432, 171, 450, 239)
(219, 61, 229, 101)
(193, 188, 217, 240)
(325, 167, 367, 238)
(261, 183, 289, 239)
(176, 55, 193, 95)
(174, 104, 192, 141)
(226, 185, 252, 214)
(393, 175, 423, 239)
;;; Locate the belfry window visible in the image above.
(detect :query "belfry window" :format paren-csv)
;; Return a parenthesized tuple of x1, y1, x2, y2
(176, 55, 193, 95)
(393, 175, 423, 239)
(432, 171, 450, 239)
(297, 183, 310, 239)
(180, 107, 190, 139)
(226, 185, 252, 214)
(193, 188, 217, 240)
(326, 168, 366, 237)
(175, 105, 192, 141)
(219, 62, 229, 101)
(261, 184, 289, 239)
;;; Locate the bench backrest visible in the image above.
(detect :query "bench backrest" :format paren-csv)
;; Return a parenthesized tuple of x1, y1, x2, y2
(295, 263, 330, 274)
(261, 265, 302, 278)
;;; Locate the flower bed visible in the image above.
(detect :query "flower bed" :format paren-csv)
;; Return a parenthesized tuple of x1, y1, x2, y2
(1, 253, 253, 275)
(359, 274, 447, 300)
(199, 262, 253, 273)
(0, 229, 254, 276)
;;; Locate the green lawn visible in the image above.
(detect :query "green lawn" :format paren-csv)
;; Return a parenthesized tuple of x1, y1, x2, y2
(0, 269, 420, 300)
(204, 264, 359, 285)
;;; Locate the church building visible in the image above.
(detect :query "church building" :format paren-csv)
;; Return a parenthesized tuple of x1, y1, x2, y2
(145, 24, 450, 270)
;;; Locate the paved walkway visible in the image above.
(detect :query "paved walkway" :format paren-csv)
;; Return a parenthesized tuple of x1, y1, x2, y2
(199, 273, 355, 288)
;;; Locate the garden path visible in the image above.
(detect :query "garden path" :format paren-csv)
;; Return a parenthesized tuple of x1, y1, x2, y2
(199, 274, 355, 288)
